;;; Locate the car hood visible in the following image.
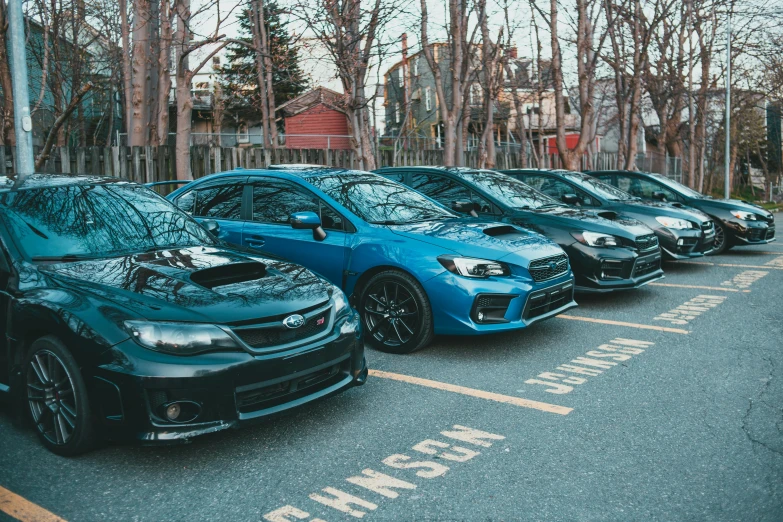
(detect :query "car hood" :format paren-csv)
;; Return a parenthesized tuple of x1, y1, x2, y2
(519, 206, 653, 239)
(38, 246, 333, 324)
(387, 218, 565, 263)
(691, 198, 774, 219)
(612, 200, 712, 224)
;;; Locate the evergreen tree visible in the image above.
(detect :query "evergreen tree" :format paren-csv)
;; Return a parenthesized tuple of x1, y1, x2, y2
(220, 1, 308, 123)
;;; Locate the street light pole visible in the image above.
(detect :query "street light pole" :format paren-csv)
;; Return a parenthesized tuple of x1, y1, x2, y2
(7, 0, 35, 177)
(724, 14, 731, 199)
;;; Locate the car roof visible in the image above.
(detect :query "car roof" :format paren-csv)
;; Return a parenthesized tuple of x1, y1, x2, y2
(195, 167, 378, 182)
(0, 174, 131, 193)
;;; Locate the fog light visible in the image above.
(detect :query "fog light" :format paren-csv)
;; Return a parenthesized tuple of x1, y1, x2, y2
(677, 238, 684, 246)
(166, 403, 181, 420)
(600, 271, 606, 279)
(477, 311, 485, 321)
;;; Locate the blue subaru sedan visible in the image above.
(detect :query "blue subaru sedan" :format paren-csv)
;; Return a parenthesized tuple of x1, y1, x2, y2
(168, 169, 576, 353)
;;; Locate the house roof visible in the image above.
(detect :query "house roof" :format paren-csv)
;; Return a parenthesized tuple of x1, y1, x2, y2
(276, 87, 348, 117)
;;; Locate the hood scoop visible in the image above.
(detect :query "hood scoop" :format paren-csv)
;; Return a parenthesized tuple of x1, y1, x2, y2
(483, 225, 528, 240)
(595, 210, 619, 220)
(190, 262, 267, 290)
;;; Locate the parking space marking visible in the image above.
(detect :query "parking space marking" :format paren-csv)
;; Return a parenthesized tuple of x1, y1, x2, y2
(524, 338, 654, 395)
(764, 255, 783, 267)
(557, 315, 689, 334)
(653, 294, 726, 326)
(0, 486, 67, 522)
(675, 261, 783, 270)
(263, 425, 506, 521)
(720, 270, 768, 289)
(368, 370, 572, 415)
(649, 282, 750, 293)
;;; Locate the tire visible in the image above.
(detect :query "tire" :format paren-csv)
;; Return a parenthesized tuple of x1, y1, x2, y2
(24, 335, 96, 456)
(708, 221, 732, 255)
(359, 270, 434, 354)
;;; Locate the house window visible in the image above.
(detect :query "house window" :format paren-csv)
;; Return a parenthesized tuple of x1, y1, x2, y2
(237, 122, 249, 144)
(395, 103, 401, 123)
(425, 87, 432, 111)
(398, 71, 404, 88)
(413, 57, 419, 77)
(470, 84, 481, 105)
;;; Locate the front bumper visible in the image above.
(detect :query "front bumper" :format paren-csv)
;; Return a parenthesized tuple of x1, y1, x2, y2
(565, 243, 664, 293)
(422, 270, 577, 336)
(725, 219, 776, 245)
(87, 313, 366, 442)
(658, 226, 715, 259)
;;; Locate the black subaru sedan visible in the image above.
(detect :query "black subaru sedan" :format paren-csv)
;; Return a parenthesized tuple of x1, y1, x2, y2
(503, 169, 715, 259)
(589, 170, 775, 254)
(374, 167, 664, 293)
(0, 175, 366, 455)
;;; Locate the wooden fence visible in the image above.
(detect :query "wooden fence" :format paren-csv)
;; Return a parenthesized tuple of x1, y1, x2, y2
(0, 145, 679, 184)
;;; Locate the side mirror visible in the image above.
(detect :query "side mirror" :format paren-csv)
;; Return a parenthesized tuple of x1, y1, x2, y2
(290, 211, 327, 241)
(561, 193, 579, 205)
(451, 200, 479, 218)
(202, 219, 220, 236)
(651, 191, 667, 201)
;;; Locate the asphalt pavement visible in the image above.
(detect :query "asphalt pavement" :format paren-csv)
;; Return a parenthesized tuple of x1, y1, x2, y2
(1, 244, 782, 522)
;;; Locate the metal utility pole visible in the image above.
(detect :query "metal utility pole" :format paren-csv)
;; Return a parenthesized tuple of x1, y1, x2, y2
(724, 15, 731, 199)
(7, 0, 35, 177)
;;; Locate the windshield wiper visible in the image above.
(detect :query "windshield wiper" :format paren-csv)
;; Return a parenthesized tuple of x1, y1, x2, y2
(538, 203, 563, 209)
(142, 244, 189, 253)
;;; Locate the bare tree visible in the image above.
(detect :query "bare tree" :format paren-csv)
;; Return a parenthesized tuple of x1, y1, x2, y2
(476, 0, 503, 168)
(0, 1, 15, 146)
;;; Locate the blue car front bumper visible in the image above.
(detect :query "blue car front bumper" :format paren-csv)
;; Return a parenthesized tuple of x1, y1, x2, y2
(422, 271, 577, 335)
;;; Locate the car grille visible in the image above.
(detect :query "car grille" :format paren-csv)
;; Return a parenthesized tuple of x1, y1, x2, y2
(528, 254, 569, 282)
(635, 234, 659, 252)
(522, 281, 574, 321)
(235, 358, 351, 415)
(232, 307, 332, 350)
(748, 227, 775, 242)
(632, 254, 661, 278)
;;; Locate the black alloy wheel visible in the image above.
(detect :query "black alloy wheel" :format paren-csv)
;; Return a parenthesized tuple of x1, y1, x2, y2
(25, 336, 96, 456)
(360, 270, 434, 354)
(708, 221, 731, 255)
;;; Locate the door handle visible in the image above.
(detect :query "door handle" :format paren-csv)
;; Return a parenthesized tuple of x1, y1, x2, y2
(245, 234, 265, 247)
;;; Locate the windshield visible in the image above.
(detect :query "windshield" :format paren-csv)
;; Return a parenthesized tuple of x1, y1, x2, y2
(308, 173, 456, 224)
(0, 183, 215, 260)
(457, 171, 560, 210)
(559, 171, 636, 201)
(648, 173, 706, 199)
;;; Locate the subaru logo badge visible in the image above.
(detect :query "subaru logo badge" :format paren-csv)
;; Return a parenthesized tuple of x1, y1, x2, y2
(548, 261, 558, 270)
(283, 314, 305, 329)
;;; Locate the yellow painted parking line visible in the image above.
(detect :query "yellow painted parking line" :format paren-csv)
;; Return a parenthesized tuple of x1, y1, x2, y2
(0, 486, 66, 522)
(368, 370, 572, 416)
(649, 282, 750, 293)
(675, 261, 783, 270)
(557, 314, 690, 334)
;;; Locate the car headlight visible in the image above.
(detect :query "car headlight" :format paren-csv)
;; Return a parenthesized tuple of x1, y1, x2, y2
(655, 216, 695, 229)
(730, 210, 758, 221)
(438, 255, 511, 278)
(571, 231, 620, 247)
(123, 321, 239, 355)
(332, 287, 350, 315)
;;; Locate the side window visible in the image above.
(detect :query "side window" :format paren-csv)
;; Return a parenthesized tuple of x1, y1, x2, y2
(252, 181, 345, 231)
(381, 172, 406, 184)
(193, 183, 243, 219)
(410, 174, 496, 213)
(518, 175, 548, 192)
(625, 177, 679, 201)
(174, 190, 195, 214)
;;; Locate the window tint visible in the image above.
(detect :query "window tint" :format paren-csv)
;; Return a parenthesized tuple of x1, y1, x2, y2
(527, 176, 598, 207)
(174, 190, 195, 213)
(410, 174, 495, 213)
(619, 176, 679, 201)
(193, 183, 243, 219)
(252, 180, 345, 231)
(381, 172, 406, 184)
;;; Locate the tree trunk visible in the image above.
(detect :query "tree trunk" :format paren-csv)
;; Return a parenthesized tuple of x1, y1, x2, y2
(157, 0, 173, 145)
(120, 0, 133, 138)
(130, 0, 152, 146)
(174, 0, 192, 180)
(0, 1, 15, 146)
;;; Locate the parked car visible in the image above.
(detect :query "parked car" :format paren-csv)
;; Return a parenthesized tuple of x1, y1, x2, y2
(375, 166, 664, 293)
(0, 174, 366, 455)
(167, 169, 577, 354)
(588, 170, 775, 254)
(502, 169, 716, 260)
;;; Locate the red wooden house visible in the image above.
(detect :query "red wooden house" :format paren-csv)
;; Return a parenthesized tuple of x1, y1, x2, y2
(276, 87, 352, 149)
